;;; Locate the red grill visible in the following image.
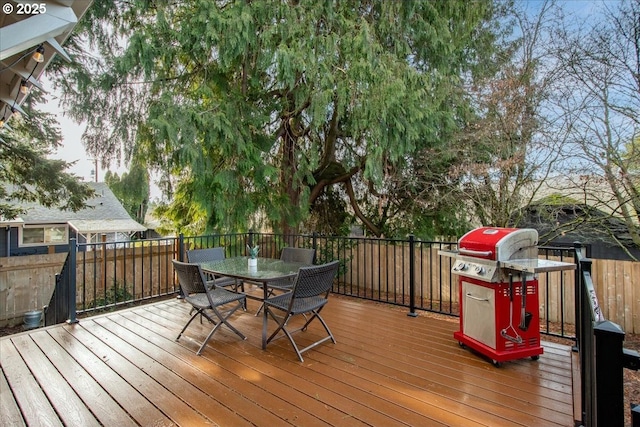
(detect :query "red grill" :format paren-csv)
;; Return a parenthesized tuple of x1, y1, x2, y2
(441, 227, 575, 366)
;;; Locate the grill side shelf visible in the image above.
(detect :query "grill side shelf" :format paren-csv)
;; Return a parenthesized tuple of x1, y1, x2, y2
(501, 259, 576, 274)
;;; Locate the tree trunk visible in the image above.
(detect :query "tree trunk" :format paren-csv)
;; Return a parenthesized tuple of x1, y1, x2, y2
(280, 118, 299, 237)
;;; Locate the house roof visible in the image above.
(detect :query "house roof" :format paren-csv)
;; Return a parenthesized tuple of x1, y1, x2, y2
(11, 182, 146, 233)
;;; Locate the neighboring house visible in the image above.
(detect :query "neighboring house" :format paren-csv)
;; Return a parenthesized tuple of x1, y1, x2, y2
(0, 182, 146, 257)
(513, 200, 640, 261)
(509, 174, 639, 260)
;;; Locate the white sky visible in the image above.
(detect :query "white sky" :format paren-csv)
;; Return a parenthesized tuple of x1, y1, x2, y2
(41, 82, 162, 200)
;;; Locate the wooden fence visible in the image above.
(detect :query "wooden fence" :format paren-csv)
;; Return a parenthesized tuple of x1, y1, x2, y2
(0, 253, 68, 325)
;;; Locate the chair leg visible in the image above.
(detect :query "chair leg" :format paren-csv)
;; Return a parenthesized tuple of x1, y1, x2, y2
(265, 306, 335, 362)
(176, 308, 202, 341)
(265, 309, 292, 344)
(302, 310, 336, 344)
(232, 280, 247, 311)
(213, 302, 246, 340)
(265, 310, 305, 360)
(196, 301, 246, 355)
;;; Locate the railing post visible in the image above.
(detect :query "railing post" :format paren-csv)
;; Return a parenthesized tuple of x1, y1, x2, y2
(176, 234, 185, 298)
(67, 238, 78, 324)
(408, 234, 417, 317)
(178, 233, 184, 261)
(632, 404, 640, 426)
(579, 256, 593, 426)
(248, 230, 255, 249)
(574, 241, 583, 352)
(594, 320, 626, 427)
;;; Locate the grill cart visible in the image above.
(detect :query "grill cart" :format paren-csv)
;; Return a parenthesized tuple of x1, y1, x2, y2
(441, 227, 575, 366)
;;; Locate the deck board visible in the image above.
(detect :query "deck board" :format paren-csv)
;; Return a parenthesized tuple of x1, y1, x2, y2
(0, 295, 575, 427)
(0, 362, 26, 427)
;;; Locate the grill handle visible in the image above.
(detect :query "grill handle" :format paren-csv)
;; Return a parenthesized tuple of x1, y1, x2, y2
(459, 248, 493, 257)
(465, 293, 490, 302)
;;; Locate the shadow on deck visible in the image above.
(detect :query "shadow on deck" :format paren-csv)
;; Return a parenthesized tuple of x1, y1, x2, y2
(0, 294, 574, 426)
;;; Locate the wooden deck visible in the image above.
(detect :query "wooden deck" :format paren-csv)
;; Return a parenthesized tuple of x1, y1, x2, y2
(1, 294, 575, 426)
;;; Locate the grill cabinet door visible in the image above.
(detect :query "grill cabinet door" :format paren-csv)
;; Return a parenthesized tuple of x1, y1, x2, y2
(462, 281, 496, 349)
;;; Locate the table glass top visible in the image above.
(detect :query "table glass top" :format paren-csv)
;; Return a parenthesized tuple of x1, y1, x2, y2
(200, 257, 303, 281)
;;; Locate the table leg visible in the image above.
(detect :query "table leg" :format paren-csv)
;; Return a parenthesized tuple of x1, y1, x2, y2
(262, 281, 268, 350)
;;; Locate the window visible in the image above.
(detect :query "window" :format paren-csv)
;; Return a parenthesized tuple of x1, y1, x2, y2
(20, 224, 68, 246)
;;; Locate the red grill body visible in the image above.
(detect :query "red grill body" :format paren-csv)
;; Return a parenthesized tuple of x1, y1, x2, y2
(452, 227, 543, 365)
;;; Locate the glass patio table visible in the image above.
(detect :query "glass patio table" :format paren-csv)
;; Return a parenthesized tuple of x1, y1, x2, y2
(200, 257, 304, 349)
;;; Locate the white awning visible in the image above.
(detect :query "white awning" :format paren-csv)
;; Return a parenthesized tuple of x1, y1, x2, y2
(68, 219, 146, 233)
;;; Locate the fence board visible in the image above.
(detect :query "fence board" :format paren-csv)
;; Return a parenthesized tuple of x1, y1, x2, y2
(606, 260, 616, 320)
(623, 261, 633, 333)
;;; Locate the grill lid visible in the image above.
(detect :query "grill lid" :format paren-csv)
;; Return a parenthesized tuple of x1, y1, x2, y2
(458, 227, 538, 261)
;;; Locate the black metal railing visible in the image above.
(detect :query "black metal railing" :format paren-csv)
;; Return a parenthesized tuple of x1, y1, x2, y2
(46, 232, 578, 342)
(73, 236, 178, 316)
(574, 243, 640, 426)
(538, 244, 580, 339)
(44, 238, 77, 326)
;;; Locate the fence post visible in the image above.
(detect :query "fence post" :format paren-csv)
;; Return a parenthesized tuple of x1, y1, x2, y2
(594, 320, 626, 427)
(408, 234, 417, 317)
(580, 256, 594, 426)
(67, 238, 78, 324)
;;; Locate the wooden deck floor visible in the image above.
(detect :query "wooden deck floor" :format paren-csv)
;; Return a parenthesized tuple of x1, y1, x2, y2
(1, 294, 575, 427)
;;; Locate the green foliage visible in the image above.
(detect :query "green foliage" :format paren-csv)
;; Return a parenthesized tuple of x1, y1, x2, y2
(535, 194, 581, 207)
(307, 188, 350, 236)
(104, 161, 150, 223)
(0, 97, 94, 219)
(90, 280, 134, 309)
(54, 0, 499, 237)
(246, 244, 259, 258)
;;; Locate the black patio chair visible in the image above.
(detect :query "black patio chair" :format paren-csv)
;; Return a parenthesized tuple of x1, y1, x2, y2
(264, 260, 340, 362)
(255, 247, 316, 315)
(187, 247, 244, 292)
(172, 260, 246, 355)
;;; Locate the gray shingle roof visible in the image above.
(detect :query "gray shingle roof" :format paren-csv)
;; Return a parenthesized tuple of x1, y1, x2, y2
(12, 182, 146, 233)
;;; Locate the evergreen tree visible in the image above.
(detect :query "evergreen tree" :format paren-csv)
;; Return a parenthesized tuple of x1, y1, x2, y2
(104, 161, 150, 224)
(0, 96, 94, 220)
(53, 0, 498, 235)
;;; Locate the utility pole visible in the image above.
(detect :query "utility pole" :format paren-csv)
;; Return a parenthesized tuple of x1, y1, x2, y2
(89, 158, 98, 182)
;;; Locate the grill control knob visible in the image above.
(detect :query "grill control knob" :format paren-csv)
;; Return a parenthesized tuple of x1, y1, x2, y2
(474, 266, 485, 275)
(453, 261, 468, 272)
